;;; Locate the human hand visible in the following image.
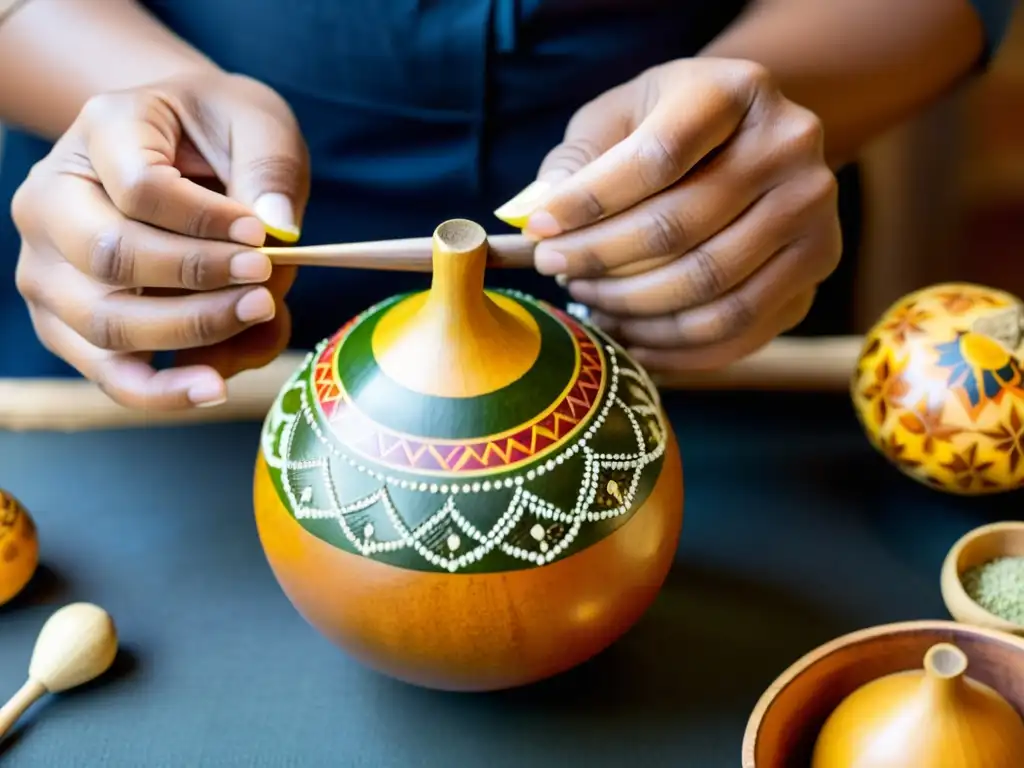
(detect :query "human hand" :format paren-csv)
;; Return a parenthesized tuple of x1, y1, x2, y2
(12, 71, 309, 409)
(496, 57, 842, 372)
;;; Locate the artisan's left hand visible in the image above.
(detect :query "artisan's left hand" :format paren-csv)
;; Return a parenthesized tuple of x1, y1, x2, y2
(503, 57, 842, 371)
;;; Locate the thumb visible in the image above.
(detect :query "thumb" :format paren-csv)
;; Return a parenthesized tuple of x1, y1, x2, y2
(228, 111, 310, 244)
(536, 106, 626, 187)
(494, 92, 629, 233)
(182, 77, 311, 245)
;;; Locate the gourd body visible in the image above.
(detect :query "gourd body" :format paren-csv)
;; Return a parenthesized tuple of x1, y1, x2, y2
(852, 282, 1024, 494)
(0, 490, 38, 606)
(253, 220, 684, 691)
(812, 644, 1024, 768)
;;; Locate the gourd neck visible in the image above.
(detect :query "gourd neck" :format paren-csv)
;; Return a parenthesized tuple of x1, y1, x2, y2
(370, 219, 542, 398)
(920, 643, 968, 706)
(424, 222, 491, 324)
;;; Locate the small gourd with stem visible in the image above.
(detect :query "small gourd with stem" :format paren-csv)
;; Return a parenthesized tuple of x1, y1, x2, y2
(812, 642, 1024, 767)
(0, 603, 118, 739)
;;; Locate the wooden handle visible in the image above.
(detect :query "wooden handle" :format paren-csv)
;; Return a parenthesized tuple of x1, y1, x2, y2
(261, 233, 536, 271)
(0, 336, 863, 432)
(0, 679, 46, 740)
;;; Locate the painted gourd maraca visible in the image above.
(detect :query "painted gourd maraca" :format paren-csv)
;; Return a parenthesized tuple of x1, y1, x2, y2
(253, 219, 684, 691)
(852, 282, 1024, 494)
(0, 490, 39, 607)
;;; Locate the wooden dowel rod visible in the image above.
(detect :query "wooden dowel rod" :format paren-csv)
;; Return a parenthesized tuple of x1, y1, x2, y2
(261, 234, 536, 270)
(0, 336, 863, 433)
(0, 680, 46, 739)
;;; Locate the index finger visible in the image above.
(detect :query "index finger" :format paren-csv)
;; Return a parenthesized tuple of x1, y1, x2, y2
(528, 78, 751, 238)
(80, 93, 266, 248)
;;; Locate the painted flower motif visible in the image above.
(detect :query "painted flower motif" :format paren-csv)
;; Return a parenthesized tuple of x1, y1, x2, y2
(881, 302, 932, 344)
(933, 332, 1023, 415)
(880, 433, 921, 470)
(932, 289, 1005, 315)
(898, 402, 962, 455)
(854, 337, 881, 381)
(982, 402, 1024, 473)
(859, 354, 911, 425)
(940, 443, 998, 492)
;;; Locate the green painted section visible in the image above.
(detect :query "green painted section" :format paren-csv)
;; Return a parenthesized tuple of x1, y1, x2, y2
(335, 292, 577, 440)
(259, 293, 669, 575)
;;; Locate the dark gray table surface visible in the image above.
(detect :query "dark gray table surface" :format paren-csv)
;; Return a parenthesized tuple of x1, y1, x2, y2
(0, 390, 1019, 767)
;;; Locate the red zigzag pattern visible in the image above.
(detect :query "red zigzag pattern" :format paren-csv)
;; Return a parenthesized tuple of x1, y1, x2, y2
(311, 310, 604, 472)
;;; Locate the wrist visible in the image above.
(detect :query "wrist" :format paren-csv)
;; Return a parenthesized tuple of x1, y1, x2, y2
(0, 0, 224, 138)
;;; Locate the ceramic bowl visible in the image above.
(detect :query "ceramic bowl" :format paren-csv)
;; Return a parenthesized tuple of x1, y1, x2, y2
(940, 521, 1024, 636)
(741, 620, 1024, 768)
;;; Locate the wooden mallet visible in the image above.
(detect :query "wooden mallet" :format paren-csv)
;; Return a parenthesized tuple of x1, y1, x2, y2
(0, 603, 119, 739)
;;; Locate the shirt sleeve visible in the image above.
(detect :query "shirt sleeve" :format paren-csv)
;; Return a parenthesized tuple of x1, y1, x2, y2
(969, 0, 1018, 63)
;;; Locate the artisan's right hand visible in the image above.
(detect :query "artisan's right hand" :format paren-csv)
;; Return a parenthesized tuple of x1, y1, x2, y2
(11, 71, 310, 410)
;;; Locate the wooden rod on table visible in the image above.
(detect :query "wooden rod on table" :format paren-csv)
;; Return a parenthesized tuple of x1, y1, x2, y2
(0, 336, 863, 432)
(260, 234, 536, 270)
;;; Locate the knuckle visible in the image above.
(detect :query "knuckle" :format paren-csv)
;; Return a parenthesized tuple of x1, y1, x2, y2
(111, 167, 163, 221)
(730, 59, 773, 90)
(181, 206, 218, 239)
(243, 154, 304, 194)
(178, 250, 212, 290)
(644, 207, 689, 257)
(634, 130, 683, 191)
(806, 167, 839, 207)
(701, 292, 756, 342)
(544, 137, 604, 177)
(9, 181, 32, 235)
(722, 60, 774, 116)
(681, 247, 727, 305)
(783, 109, 825, 157)
(87, 228, 135, 285)
(80, 91, 141, 127)
(79, 93, 118, 124)
(179, 308, 226, 347)
(14, 259, 43, 306)
(84, 309, 130, 351)
(573, 248, 607, 278)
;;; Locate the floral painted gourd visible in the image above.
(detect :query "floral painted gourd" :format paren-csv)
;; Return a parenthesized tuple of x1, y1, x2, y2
(852, 283, 1024, 494)
(0, 490, 39, 607)
(253, 219, 684, 691)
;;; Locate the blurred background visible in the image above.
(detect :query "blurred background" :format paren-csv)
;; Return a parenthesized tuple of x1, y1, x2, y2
(2, 7, 1023, 338)
(854, 7, 1024, 329)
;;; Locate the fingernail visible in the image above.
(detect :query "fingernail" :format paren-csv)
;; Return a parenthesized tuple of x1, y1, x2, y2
(254, 193, 300, 243)
(494, 179, 552, 229)
(534, 246, 567, 275)
(236, 288, 276, 323)
(555, 274, 568, 288)
(230, 251, 273, 283)
(188, 380, 227, 407)
(524, 210, 562, 239)
(228, 216, 267, 247)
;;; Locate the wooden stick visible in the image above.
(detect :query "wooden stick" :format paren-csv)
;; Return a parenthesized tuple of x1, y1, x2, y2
(260, 233, 536, 270)
(0, 336, 863, 432)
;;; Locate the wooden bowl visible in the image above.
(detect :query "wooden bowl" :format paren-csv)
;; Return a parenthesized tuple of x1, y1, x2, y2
(741, 620, 1024, 768)
(941, 521, 1024, 636)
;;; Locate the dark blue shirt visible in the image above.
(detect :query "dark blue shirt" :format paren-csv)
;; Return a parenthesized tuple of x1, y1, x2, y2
(0, 0, 1015, 376)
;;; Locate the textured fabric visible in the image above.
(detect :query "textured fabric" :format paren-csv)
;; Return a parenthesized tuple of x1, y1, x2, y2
(0, 0, 866, 378)
(971, 0, 1019, 60)
(0, 0, 1011, 375)
(0, 391, 1014, 766)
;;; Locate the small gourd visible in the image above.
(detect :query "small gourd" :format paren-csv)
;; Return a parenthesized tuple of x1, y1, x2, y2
(0, 490, 39, 607)
(852, 282, 1024, 494)
(811, 643, 1024, 768)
